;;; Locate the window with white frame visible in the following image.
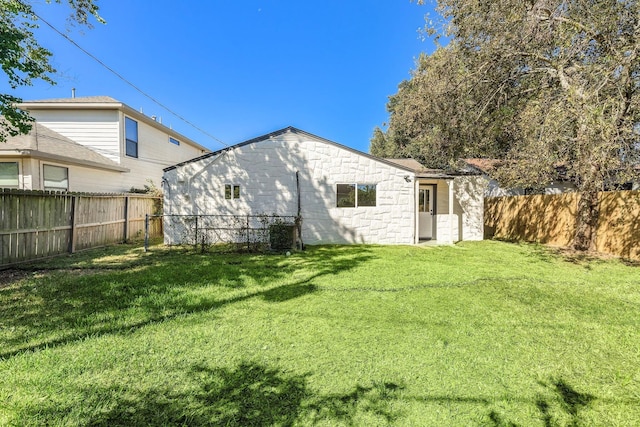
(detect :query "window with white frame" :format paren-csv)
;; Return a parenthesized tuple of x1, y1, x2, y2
(169, 137, 180, 145)
(125, 117, 138, 158)
(43, 164, 69, 191)
(336, 183, 377, 207)
(225, 184, 240, 199)
(0, 162, 19, 188)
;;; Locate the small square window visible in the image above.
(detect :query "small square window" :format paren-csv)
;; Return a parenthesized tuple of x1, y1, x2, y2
(43, 164, 69, 191)
(225, 184, 240, 199)
(337, 184, 356, 207)
(0, 162, 19, 188)
(357, 184, 377, 207)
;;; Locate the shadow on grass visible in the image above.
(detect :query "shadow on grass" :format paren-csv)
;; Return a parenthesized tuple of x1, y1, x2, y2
(0, 245, 375, 359)
(20, 363, 612, 427)
(488, 378, 596, 427)
(27, 361, 403, 426)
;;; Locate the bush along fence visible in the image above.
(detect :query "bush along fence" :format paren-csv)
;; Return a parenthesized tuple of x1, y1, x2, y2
(160, 214, 301, 253)
(0, 189, 163, 267)
(484, 190, 640, 260)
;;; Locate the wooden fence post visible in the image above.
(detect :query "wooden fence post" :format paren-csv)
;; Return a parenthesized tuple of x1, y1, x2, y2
(69, 195, 79, 254)
(144, 214, 149, 252)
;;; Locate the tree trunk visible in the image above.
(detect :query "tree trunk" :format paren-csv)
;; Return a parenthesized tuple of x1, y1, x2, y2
(573, 190, 600, 251)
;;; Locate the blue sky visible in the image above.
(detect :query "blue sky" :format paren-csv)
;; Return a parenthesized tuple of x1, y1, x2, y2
(3, 1, 438, 153)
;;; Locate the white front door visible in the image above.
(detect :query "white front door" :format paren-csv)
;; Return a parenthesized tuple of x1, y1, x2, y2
(418, 186, 434, 240)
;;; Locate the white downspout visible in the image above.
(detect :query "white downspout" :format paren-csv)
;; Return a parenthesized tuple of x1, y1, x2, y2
(414, 176, 419, 244)
(448, 179, 454, 244)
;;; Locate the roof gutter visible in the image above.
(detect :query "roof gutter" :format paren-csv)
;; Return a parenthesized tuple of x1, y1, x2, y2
(18, 150, 130, 172)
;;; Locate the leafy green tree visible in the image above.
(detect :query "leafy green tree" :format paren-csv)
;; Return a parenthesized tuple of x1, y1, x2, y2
(0, 0, 103, 142)
(376, 0, 640, 251)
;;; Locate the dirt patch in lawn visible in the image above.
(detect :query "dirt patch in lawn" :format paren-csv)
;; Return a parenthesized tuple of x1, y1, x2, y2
(0, 269, 34, 289)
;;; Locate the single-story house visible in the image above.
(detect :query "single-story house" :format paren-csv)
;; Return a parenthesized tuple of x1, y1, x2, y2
(163, 127, 486, 246)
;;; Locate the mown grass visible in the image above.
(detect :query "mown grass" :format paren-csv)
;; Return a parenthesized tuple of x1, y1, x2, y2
(0, 241, 638, 426)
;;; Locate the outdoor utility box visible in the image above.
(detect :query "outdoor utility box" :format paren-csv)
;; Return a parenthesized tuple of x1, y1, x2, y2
(269, 222, 297, 250)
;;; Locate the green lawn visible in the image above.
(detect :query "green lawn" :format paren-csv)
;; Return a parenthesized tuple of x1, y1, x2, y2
(0, 241, 638, 426)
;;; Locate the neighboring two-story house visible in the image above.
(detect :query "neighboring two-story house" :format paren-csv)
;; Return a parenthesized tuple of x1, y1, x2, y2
(0, 96, 210, 193)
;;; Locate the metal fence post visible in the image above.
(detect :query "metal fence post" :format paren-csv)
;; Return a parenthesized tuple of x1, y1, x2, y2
(194, 216, 199, 250)
(246, 214, 250, 251)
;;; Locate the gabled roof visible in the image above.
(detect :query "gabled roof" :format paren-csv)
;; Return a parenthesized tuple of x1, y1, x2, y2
(0, 122, 129, 172)
(164, 126, 448, 175)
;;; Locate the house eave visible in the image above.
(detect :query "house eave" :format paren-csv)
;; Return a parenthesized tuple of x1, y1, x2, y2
(10, 150, 130, 172)
(164, 127, 419, 173)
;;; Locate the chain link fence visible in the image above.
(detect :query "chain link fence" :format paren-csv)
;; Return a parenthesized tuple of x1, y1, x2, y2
(151, 214, 301, 253)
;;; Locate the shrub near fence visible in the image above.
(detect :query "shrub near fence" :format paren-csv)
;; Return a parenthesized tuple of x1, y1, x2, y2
(0, 189, 162, 267)
(484, 190, 640, 260)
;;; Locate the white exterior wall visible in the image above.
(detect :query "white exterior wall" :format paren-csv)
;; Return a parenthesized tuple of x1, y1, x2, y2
(26, 110, 207, 193)
(30, 110, 121, 163)
(453, 176, 486, 241)
(120, 113, 205, 191)
(486, 177, 576, 197)
(419, 176, 485, 243)
(164, 133, 416, 245)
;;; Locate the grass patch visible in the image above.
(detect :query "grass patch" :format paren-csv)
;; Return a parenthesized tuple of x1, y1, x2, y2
(0, 241, 639, 426)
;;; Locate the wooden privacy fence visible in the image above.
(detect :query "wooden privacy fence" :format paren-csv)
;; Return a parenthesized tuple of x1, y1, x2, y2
(485, 190, 640, 260)
(0, 189, 162, 267)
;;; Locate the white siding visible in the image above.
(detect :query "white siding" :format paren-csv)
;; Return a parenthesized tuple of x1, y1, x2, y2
(165, 132, 416, 245)
(30, 110, 121, 163)
(26, 110, 207, 193)
(120, 115, 206, 191)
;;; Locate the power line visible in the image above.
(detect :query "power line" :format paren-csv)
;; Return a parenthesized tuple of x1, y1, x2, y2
(27, 4, 231, 149)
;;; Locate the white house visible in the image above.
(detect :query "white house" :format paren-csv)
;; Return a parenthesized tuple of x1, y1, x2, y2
(0, 96, 210, 193)
(460, 158, 577, 197)
(163, 127, 486, 246)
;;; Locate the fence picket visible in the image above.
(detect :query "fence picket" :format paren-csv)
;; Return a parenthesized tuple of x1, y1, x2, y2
(0, 189, 162, 267)
(485, 190, 640, 260)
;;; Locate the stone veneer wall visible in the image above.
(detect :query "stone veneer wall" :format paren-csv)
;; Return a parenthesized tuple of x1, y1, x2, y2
(164, 131, 417, 245)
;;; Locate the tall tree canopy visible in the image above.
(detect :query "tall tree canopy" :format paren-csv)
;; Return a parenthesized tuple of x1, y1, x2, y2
(0, 0, 102, 142)
(374, 0, 640, 250)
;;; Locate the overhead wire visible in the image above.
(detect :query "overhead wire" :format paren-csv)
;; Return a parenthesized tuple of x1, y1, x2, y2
(23, 2, 231, 149)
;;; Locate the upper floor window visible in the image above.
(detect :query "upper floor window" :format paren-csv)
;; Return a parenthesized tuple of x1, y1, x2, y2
(125, 117, 138, 158)
(337, 183, 377, 207)
(0, 162, 19, 188)
(169, 137, 180, 146)
(43, 164, 69, 191)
